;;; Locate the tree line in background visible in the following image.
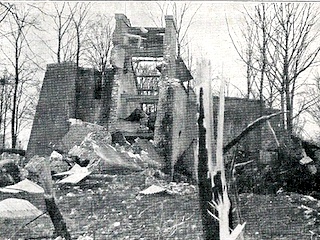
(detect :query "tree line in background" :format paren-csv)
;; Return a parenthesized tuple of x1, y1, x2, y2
(1, 2, 320, 149)
(0, 2, 199, 149)
(0, 2, 114, 149)
(229, 3, 320, 137)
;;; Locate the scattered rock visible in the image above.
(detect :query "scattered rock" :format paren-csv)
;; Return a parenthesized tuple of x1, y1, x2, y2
(50, 151, 70, 174)
(0, 160, 20, 187)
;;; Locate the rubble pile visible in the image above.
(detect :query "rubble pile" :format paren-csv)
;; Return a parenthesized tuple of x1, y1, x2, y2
(288, 193, 320, 237)
(141, 169, 197, 196)
(53, 119, 165, 182)
(58, 119, 112, 153)
(0, 119, 167, 191)
(0, 153, 24, 188)
(233, 137, 320, 197)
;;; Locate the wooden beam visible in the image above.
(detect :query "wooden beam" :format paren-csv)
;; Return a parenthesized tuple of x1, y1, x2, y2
(136, 74, 161, 78)
(223, 111, 284, 154)
(0, 148, 26, 156)
(198, 87, 218, 240)
(121, 94, 159, 104)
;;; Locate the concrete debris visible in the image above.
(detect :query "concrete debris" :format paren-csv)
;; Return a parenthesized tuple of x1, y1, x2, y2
(300, 149, 314, 165)
(24, 155, 48, 184)
(50, 151, 63, 161)
(26, 118, 167, 186)
(0, 198, 43, 219)
(0, 179, 44, 194)
(133, 138, 164, 168)
(54, 164, 91, 184)
(139, 185, 167, 195)
(92, 142, 142, 172)
(141, 169, 197, 196)
(77, 236, 94, 240)
(68, 118, 85, 126)
(139, 181, 197, 196)
(58, 171, 91, 184)
(58, 119, 111, 153)
(300, 156, 313, 165)
(54, 164, 89, 176)
(111, 131, 131, 147)
(0, 159, 21, 187)
(68, 145, 84, 157)
(50, 151, 70, 174)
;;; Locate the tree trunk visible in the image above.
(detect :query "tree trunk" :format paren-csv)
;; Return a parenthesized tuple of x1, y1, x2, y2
(280, 90, 286, 129)
(3, 98, 8, 147)
(198, 87, 218, 240)
(12, 41, 19, 149)
(285, 81, 292, 134)
(57, 35, 61, 64)
(37, 157, 71, 239)
(0, 83, 4, 137)
(45, 197, 71, 240)
(76, 26, 80, 68)
(259, 4, 267, 151)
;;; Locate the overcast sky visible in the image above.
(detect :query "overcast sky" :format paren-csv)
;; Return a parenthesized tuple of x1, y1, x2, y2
(12, 1, 259, 147)
(14, 2, 320, 146)
(99, 2, 252, 94)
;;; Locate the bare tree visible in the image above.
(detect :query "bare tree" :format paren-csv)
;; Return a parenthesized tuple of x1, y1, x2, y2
(0, 3, 41, 148)
(228, 4, 274, 105)
(83, 14, 113, 73)
(49, 2, 74, 63)
(145, 2, 201, 63)
(230, 3, 320, 134)
(267, 3, 320, 133)
(68, 2, 91, 67)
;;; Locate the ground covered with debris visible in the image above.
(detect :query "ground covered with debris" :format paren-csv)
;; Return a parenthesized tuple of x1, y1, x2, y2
(1, 169, 320, 239)
(1, 120, 320, 239)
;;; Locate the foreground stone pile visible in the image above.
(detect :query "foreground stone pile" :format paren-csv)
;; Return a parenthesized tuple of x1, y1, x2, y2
(26, 119, 165, 184)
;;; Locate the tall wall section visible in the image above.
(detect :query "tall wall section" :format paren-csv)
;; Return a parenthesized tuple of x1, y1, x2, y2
(76, 68, 102, 123)
(108, 14, 140, 129)
(154, 81, 198, 178)
(171, 84, 198, 178)
(27, 63, 109, 159)
(212, 97, 282, 159)
(27, 63, 78, 158)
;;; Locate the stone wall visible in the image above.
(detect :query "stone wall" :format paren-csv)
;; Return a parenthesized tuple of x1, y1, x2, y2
(27, 63, 78, 158)
(27, 63, 114, 158)
(76, 68, 102, 123)
(154, 81, 198, 179)
(212, 97, 282, 158)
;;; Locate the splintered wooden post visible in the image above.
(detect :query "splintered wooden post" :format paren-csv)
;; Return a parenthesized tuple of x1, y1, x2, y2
(203, 61, 215, 175)
(214, 77, 231, 239)
(197, 59, 219, 240)
(198, 87, 219, 240)
(38, 157, 71, 240)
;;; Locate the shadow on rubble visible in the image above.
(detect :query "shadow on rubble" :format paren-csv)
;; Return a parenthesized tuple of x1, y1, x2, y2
(229, 135, 320, 199)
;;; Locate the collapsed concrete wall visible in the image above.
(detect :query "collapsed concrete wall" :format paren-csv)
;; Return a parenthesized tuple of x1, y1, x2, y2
(212, 97, 282, 161)
(108, 14, 147, 128)
(154, 81, 198, 179)
(172, 85, 198, 178)
(27, 63, 113, 159)
(27, 14, 198, 181)
(27, 63, 78, 158)
(109, 46, 140, 123)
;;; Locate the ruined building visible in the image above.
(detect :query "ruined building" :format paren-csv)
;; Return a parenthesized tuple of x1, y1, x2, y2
(27, 14, 198, 178)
